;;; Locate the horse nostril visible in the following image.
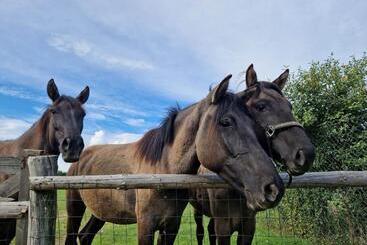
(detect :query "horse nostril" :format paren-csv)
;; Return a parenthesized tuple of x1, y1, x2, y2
(294, 149, 306, 167)
(264, 183, 279, 203)
(62, 137, 71, 151)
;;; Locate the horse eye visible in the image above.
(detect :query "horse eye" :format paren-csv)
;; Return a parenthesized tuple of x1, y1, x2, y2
(219, 117, 233, 127)
(255, 103, 266, 112)
(50, 108, 57, 114)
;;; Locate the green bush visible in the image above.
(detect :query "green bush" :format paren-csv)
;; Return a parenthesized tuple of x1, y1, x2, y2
(280, 55, 367, 244)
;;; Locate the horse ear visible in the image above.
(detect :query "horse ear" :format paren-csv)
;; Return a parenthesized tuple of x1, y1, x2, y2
(210, 74, 232, 104)
(76, 86, 90, 104)
(47, 79, 60, 102)
(272, 69, 289, 90)
(246, 64, 258, 88)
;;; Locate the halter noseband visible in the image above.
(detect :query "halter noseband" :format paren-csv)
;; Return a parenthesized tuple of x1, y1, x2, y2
(265, 121, 304, 138)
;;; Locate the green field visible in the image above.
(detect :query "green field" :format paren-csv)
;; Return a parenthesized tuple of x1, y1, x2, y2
(55, 190, 310, 244)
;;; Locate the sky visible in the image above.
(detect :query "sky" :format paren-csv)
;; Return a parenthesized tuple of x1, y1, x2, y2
(0, 0, 366, 171)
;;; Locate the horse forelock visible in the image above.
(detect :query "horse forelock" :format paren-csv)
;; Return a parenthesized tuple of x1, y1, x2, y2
(52, 95, 85, 112)
(242, 82, 284, 103)
(258, 82, 283, 96)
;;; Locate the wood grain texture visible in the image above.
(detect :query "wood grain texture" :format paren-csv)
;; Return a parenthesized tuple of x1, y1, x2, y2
(0, 172, 21, 198)
(28, 155, 58, 245)
(30, 171, 367, 190)
(0, 201, 28, 219)
(16, 150, 40, 245)
(0, 157, 22, 175)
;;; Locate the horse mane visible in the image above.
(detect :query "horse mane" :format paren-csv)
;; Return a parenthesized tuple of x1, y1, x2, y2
(135, 106, 181, 164)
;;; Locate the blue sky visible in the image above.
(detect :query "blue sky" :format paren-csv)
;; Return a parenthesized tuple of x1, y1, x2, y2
(0, 0, 366, 171)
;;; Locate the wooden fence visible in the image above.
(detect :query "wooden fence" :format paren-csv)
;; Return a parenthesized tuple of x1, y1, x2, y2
(1, 155, 367, 244)
(0, 152, 57, 245)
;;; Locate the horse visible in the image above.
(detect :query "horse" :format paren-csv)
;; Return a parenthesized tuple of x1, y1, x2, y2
(0, 79, 89, 244)
(65, 74, 285, 245)
(190, 65, 316, 245)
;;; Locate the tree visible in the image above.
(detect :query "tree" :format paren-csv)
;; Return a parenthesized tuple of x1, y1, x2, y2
(281, 55, 367, 243)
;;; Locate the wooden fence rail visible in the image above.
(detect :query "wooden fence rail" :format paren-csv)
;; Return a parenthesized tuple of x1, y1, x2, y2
(0, 201, 28, 219)
(29, 171, 367, 191)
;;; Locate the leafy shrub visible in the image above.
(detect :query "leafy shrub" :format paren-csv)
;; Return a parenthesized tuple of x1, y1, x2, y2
(280, 55, 367, 244)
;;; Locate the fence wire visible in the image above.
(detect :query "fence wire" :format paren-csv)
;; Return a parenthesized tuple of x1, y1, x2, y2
(41, 185, 366, 245)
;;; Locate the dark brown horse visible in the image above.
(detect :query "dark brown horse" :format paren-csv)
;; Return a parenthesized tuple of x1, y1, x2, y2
(0, 79, 89, 244)
(65, 75, 285, 245)
(191, 65, 316, 245)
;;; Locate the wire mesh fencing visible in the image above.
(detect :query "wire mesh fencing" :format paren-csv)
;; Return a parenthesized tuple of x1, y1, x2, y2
(49, 185, 367, 245)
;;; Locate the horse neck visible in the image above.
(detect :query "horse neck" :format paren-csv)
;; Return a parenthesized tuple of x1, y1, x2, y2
(16, 112, 59, 155)
(162, 102, 206, 174)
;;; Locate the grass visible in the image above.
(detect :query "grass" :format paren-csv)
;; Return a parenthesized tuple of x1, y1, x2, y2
(55, 190, 310, 244)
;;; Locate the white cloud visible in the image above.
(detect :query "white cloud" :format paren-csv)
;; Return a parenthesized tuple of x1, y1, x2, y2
(87, 102, 147, 117)
(88, 130, 105, 145)
(86, 112, 106, 120)
(0, 85, 47, 103)
(47, 35, 91, 56)
(47, 34, 154, 71)
(58, 129, 142, 172)
(0, 117, 31, 140)
(87, 130, 142, 146)
(112, 132, 142, 144)
(125, 118, 145, 127)
(57, 156, 69, 173)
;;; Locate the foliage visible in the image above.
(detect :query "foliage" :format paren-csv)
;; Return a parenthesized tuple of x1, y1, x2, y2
(281, 54, 367, 243)
(57, 171, 66, 176)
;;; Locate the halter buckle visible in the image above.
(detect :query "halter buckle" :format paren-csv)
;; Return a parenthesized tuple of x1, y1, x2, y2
(265, 126, 275, 138)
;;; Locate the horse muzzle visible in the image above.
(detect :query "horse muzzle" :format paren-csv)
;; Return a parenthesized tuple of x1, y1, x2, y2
(218, 156, 285, 212)
(60, 136, 85, 162)
(285, 145, 316, 176)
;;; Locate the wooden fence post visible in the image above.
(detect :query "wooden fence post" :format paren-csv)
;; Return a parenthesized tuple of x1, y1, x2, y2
(16, 150, 44, 245)
(28, 155, 58, 245)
